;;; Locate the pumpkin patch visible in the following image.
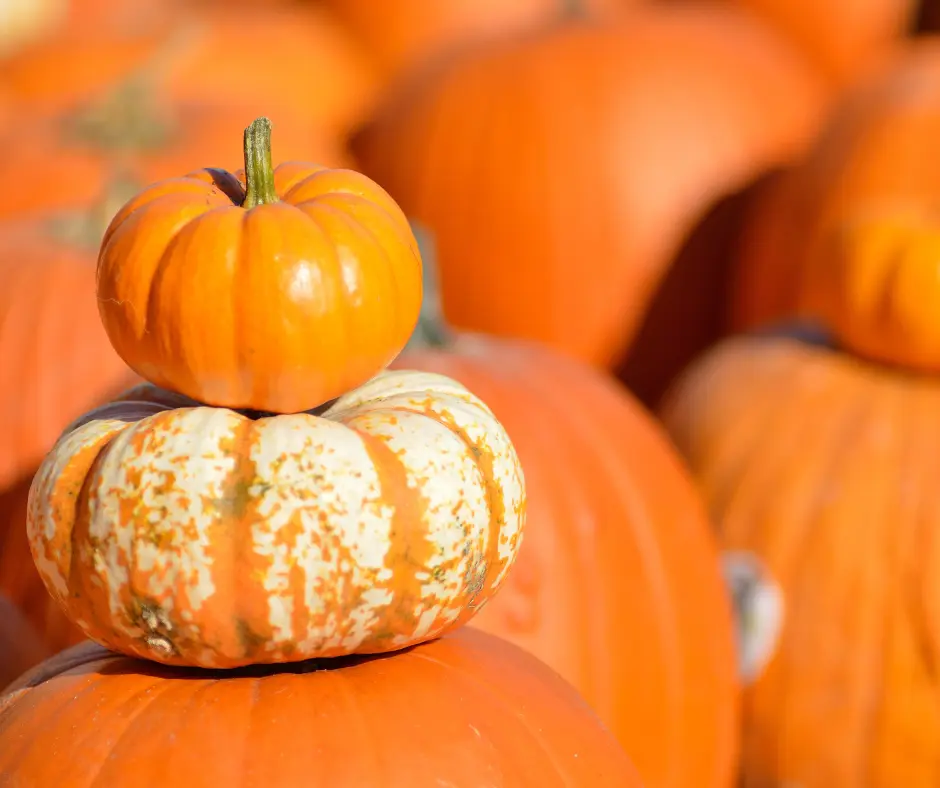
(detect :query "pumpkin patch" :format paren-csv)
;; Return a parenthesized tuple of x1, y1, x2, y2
(7, 2, 935, 785)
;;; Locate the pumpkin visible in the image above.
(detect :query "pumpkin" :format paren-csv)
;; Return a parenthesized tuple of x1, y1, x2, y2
(0, 477, 84, 670)
(725, 0, 916, 90)
(0, 0, 65, 57)
(320, 0, 627, 90)
(28, 365, 525, 669)
(393, 243, 739, 788)
(0, 96, 354, 219)
(351, 3, 824, 369)
(731, 40, 940, 335)
(0, 592, 50, 692)
(2, 4, 378, 140)
(660, 326, 940, 787)
(0, 192, 137, 491)
(96, 118, 422, 412)
(0, 629, 641, 787)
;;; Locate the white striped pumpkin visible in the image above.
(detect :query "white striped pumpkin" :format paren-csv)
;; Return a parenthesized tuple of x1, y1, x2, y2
(27, 370, 526, 669)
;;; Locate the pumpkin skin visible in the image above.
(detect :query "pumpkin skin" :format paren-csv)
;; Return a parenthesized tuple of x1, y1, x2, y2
(806, 206, 940, 372)
(731, 40, 940, 335)
(321, 0, 626, 89)
(0, 592, 50, 692)
(660, 330, 940, 787)
(0, 208, 136, 490)
(28, 370, 525, 669)
(352, 3, 824, 368)
(0, 629, 641, 787)
(2, 4, 378, 140)
(726, 0, 916, 90)
(0, 0, 65, 57)
(396, 336, 738, 788)
(0, 478, 84, 672)
(0, 101, 354, 219)
(96, 155, 422, 413)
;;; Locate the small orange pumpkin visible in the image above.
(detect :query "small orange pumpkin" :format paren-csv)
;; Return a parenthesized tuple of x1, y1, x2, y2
(0, 629, 642, 786)
(28, 368, 524, 668)
(96, 117, 422, 413)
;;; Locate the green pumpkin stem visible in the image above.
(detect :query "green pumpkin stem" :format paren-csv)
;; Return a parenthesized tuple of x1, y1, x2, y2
(242, 117, 279, 208)
(405, 223, 456, 351)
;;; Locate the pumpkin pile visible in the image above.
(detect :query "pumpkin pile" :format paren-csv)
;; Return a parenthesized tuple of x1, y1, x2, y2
(14, 1, 940, 786)
(0, 116, 647, 785)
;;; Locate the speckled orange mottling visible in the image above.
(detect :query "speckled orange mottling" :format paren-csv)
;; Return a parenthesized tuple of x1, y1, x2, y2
(27, 371, 526, 668)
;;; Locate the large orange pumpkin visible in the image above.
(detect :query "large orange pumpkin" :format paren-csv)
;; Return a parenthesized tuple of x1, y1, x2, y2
(395, 283, 740, 787)
(660, 323, 940, 787)
(0, 592, 50, 692)
(96, 119, 422, 412)
(0, 197, 136, 490)
(724, 0, 916, 90)
(352, 3, 824, 369)
(731, 39, 940, 334)
(2, 4, 378, 140)
(0, 628, 642, 786)
(0, 96, 353, 219)
(320, 0, 628, 89)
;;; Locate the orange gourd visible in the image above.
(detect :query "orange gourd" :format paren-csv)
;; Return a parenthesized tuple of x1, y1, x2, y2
(0, 195, 137, 490)
(0, 96, 353, 219)
(731, 40, 940, 335)
(0, 629, 643, 786)
(0, 592, 50, 692)
(320, 0, 627, 89)
(394, 253, 739, 787)
(352, 3, 824, 369)
(96, 118, 422, 413)
(661, 325, 940, 787)
(2, 4, 378, 140)
(725, 0, 916, 90)
(0, 478, 84, 671)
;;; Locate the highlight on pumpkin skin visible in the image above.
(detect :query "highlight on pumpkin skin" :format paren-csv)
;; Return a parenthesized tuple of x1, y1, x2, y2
(95, 115, 423, 415)
(802, 204, 940, 372)
(26, 372, 525, 669)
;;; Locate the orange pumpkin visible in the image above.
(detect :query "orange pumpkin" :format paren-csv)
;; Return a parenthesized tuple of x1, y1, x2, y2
(352, 3, 824, 369)
(394, 252, 740, 787)
(0, 97, 353, 219)
(0, 195, 137, 490)
(0, 478, 84, 670)
(0, 629, 642, 786)
(726, 0, 916, 90)
(28, 366, 524, 668)
(321, 0, 627, 89)
(660, 325, 940, 787)
(0, 592, 50, 692)
(0, 0, 65, 57)
(96, 118, 422, 413)
(2, 4, 378, 140)
(731, 40, 940, 335)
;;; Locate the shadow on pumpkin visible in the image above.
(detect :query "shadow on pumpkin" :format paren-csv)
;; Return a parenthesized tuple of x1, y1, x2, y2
(615, 175, 769, 409)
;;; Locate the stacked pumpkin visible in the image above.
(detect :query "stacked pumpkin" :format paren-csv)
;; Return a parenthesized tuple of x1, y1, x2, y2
(0, 118, 640, 785)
